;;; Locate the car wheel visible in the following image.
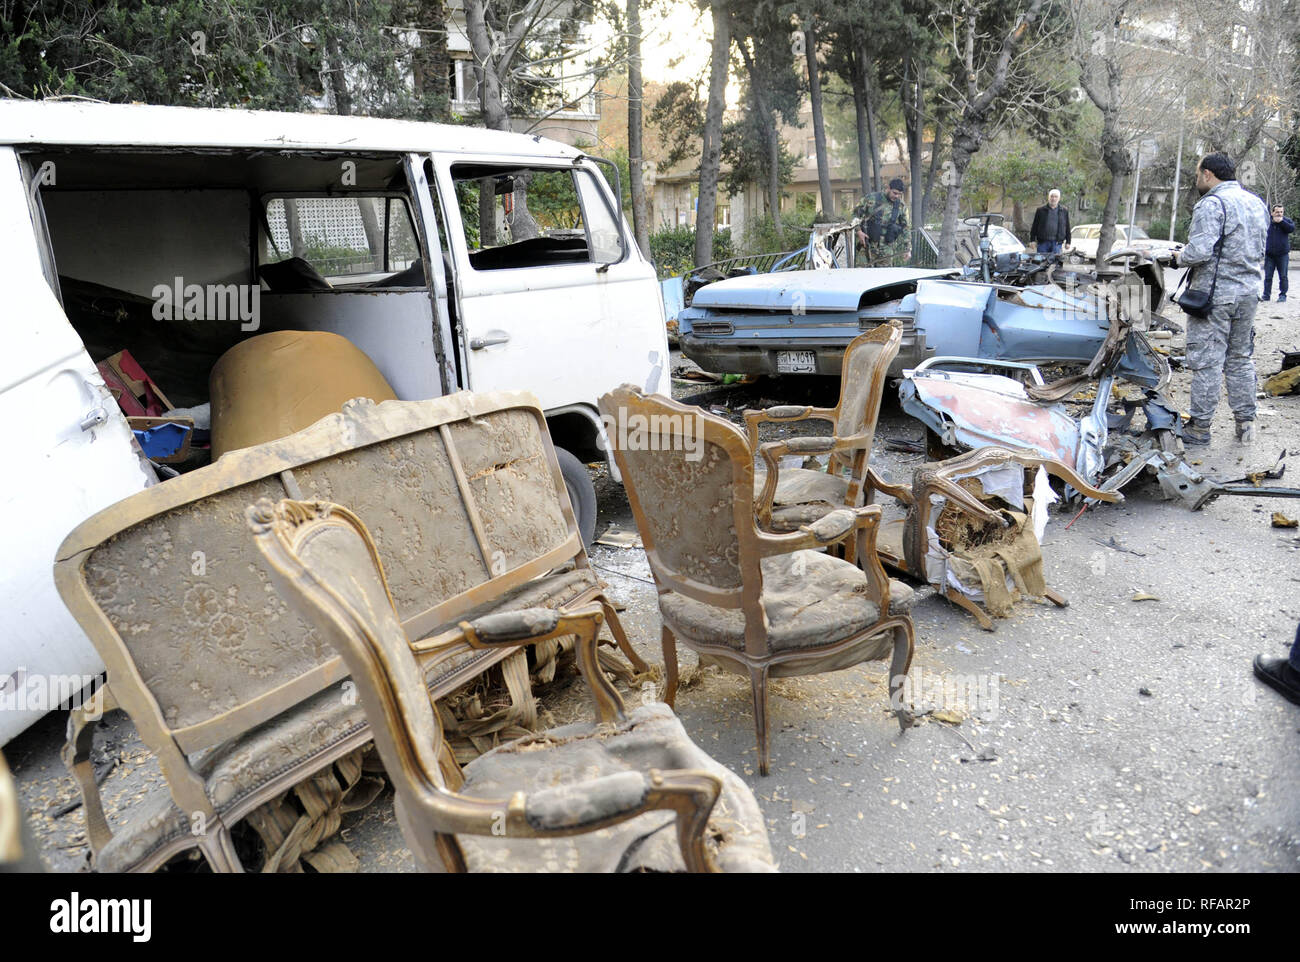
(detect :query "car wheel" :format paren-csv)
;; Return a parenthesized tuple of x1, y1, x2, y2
(556, 447, 598, 548)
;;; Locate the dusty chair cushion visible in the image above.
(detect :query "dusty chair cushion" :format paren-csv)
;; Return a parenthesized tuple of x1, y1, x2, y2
(658, 550, 913, 654)
(456, 703, 776, 872)
(754, 467, 852, 532)
(93, 566, 601, 873)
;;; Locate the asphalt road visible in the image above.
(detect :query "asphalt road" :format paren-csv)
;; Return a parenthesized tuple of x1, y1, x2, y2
(585, 287, 1300, 873)
(8, 278, 1298, 874)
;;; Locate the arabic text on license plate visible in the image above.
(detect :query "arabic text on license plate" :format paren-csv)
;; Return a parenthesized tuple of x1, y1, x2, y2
(776, 350, 816, 374)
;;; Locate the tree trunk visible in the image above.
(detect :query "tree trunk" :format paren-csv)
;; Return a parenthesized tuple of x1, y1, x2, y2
(478, 177, 497, 247)
(464, 0, 511, 132)
(768, 128, 783, 237)
(805, 26, 834, 217)
(324, 34, 352, 116)
(510, 172, 540, 241)
(922, 124, 942, 218)
(938, 129, 978, 265)
(851, 48, 872, 196)
(627, 0, 650, 255)
(695, 0, 730, 267)
(936, 0, 1047, 265)
(740, 40, 784, 237)
(412, 0, 450, 120)
(1096, 108, 1131, 269)
(901, 55, 926, 238)
(861, 47, 882, 193)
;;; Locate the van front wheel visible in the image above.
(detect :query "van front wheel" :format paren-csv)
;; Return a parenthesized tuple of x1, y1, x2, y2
(556, 447, 597, 547)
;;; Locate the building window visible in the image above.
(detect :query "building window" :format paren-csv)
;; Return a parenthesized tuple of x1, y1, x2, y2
(453, 59, 480, 106)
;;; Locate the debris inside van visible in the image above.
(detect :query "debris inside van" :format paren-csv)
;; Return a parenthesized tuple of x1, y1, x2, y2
(128, 417, 194, 462)
(96, 350, 174, 417)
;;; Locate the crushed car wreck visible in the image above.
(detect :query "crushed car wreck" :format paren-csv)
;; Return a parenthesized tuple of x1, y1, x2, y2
(676, 225, 1170, 381)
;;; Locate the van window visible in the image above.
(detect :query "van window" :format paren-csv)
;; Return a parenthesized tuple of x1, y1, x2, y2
(451, 164, 623, 271)
(263, 196, 422, 285)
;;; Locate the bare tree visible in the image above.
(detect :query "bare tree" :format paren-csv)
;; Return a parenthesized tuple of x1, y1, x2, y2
(1071, 0, 1197, 265)
(933, 0, 1054, 265)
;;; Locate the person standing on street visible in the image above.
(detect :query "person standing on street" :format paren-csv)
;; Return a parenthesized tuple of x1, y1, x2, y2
(1029, 189, 1072, 255)
(1173, 153, 1269, 446)
(853, 178, 910, 263)
(1262, 203, 1293, 302)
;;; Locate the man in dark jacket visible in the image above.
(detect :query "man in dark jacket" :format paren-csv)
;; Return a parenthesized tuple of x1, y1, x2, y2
(1262, 203, 1293, 301)
(1029, 189, 1072, 254)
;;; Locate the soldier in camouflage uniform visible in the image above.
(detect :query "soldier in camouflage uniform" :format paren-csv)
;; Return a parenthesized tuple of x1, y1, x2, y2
(1175, 153, 1269, 446)
(854, 177, 910, 265)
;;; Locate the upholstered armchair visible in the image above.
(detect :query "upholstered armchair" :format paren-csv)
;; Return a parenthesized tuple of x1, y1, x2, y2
(248, 497, 776, 872)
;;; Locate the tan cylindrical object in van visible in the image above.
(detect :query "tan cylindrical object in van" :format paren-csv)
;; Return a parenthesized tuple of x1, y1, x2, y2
(209, 331, 397, 460)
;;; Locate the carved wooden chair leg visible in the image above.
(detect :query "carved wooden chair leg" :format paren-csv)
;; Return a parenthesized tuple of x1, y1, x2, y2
(661, 626, 680, 707)
(888, 620, 915, 732)
(200, 824, 244, 873)
(1043, 587, 1069, 608)
(943, 585, 995, 631)
(599, 597, 652, 677)
(750, 666, 771, 776)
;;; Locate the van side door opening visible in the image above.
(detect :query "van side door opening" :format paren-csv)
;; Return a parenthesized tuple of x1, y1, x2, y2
(28, 146, 448, 477)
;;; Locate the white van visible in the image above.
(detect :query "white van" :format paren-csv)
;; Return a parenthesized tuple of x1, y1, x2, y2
(0, 100, 667, 744)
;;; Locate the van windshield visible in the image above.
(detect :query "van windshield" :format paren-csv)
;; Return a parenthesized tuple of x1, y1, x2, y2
(451, 163, 623, 270)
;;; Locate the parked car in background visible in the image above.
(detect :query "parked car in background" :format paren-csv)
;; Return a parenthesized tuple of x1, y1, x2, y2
(986, 224, 1027, 256)
(1071, 224, 1183, 264)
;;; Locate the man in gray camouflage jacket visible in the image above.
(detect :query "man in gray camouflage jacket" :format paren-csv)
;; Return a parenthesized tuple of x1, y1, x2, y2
(1174, 152, 1269, 446)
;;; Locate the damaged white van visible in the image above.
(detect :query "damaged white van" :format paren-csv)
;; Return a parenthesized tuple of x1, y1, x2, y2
(0, 100, 668, 744)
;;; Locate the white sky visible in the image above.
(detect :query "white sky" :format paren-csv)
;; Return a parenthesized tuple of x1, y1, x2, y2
(639, 4, 712, 82)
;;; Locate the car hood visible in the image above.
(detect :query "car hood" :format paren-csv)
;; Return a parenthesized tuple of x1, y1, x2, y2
(688, 267, 959, 311)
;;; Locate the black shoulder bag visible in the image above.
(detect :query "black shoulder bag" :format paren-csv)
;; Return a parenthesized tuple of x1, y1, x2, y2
(1174, 197, 1226, 319)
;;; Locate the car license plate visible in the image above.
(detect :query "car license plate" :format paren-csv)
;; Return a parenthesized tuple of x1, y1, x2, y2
(776, 350, 816, 374)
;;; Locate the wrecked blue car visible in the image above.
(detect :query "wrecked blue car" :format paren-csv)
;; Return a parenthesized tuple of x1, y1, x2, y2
(676, 263, 1168, 383)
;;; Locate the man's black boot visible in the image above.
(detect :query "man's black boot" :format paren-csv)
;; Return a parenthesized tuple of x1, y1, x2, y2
(1253, 655, 1300, 706)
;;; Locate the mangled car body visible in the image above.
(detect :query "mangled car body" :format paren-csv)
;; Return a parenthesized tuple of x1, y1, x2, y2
(677, 263, 1167, 380)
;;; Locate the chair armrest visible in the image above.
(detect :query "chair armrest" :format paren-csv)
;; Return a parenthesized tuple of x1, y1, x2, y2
(755, 434, 865, 525)
(865, 466, 914, 506)
(61, 685, 119, 854)
(488, 764, 728, 873)
(743, 405, 836, 451)
(455, 604, 626, 725)
(913, 469, 1008, 528)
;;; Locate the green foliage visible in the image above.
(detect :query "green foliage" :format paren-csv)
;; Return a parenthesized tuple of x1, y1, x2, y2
(648, 225, 733, 277)
(1, 0, 447, 119)
(1144, 213, 1192, 246)
(523, 169, 584, 230)
(720, 118, 799, 198)
(738, 213, 814, 256)
(963, 133, 1087, 217)
(648, 80, 704, 173)
(455, 180, 482, 248)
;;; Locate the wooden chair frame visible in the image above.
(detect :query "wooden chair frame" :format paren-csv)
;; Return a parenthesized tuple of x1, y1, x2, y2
(880, 445, 1121, 630)
(248, 497, 725, 872)
(601, 385, 914, 775)
(744, 322, 907, 557)
(53, 391, 646, 871)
